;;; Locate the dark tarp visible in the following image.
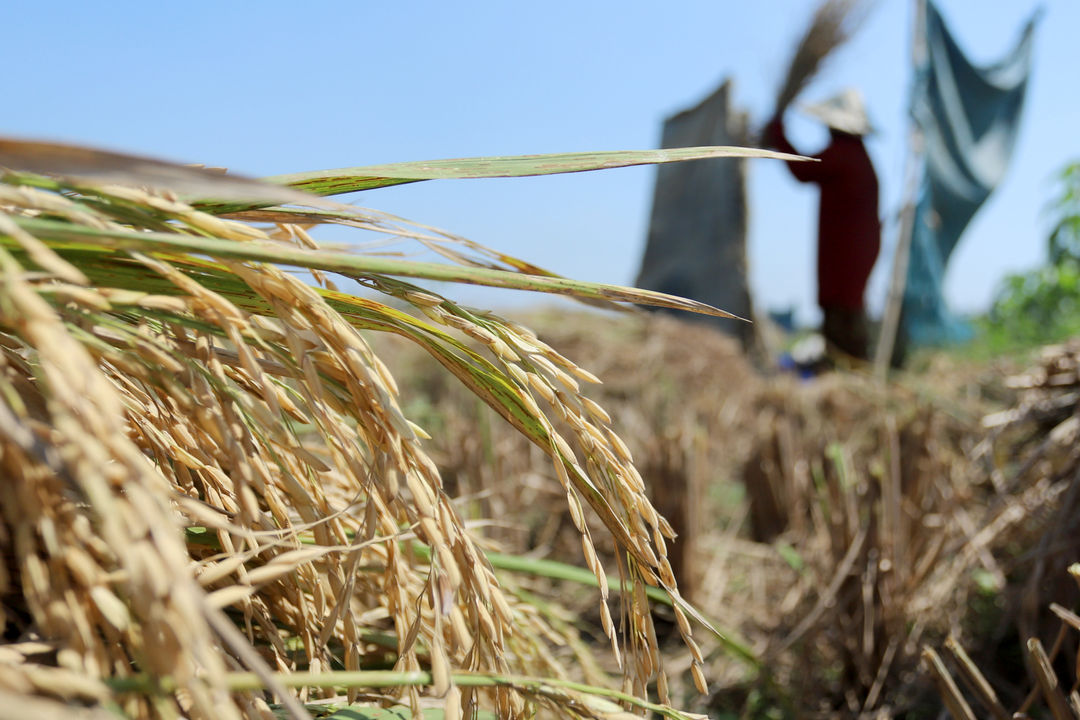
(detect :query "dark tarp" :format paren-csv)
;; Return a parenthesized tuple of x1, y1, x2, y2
(901, 0, 1037, 345)
(635, 79, 758, 351)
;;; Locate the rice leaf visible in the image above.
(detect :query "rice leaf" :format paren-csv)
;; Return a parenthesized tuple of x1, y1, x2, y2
(199, 145, 806, 213)
(9, 216, 744, 318)
(268, 146, 802, 191)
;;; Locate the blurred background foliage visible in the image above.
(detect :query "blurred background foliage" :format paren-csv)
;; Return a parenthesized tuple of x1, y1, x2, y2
(983, 161, 1080, 349)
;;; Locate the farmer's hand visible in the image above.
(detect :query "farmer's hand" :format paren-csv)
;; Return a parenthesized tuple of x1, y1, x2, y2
(762, 115, 784, 149)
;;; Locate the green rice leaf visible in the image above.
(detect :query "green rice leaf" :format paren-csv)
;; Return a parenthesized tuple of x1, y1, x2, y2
(9, 216, 745, 319)
(200, 145, 807, 213)
(268, 145, 804, 193)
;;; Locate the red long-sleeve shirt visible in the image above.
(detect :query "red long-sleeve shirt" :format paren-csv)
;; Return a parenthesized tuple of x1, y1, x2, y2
(772, 125, 881, 310)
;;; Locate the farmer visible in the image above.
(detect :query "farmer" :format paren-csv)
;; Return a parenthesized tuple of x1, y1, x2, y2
(763, 89, 881, 360)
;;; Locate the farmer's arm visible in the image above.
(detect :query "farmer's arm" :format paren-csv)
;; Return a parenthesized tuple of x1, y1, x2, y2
(763, 116, 829, 184)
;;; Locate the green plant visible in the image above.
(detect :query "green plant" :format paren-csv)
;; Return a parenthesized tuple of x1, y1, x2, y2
(983, 162, 1080, 349)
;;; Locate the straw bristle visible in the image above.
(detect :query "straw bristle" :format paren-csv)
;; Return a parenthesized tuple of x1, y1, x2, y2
(773, 0, 868, 116)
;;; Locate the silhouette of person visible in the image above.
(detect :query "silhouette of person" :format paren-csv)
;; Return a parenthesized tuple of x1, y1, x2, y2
(764, 89, 881, 360)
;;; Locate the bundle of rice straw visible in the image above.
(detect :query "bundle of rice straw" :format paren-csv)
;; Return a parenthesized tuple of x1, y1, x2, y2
(772, 0, 869, 118)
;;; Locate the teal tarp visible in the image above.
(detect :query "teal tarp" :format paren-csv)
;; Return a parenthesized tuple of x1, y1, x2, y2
(901, 0, 1037, 346)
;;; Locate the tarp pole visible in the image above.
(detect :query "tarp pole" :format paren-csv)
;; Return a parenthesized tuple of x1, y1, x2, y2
(873, 0, 926, 379)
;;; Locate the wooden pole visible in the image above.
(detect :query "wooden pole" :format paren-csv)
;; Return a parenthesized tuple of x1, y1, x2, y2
(873, 0, 927, 379)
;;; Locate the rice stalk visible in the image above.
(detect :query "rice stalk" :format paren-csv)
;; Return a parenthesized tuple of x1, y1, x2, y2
(921, 647, 976, 720)
(0, 139, 762, 718)
(107, 668, 712, 720)
(943, 635, 1010, 720)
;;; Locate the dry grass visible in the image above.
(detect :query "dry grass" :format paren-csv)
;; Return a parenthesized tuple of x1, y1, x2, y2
(923, 341, 1080, 719)
(703, 341, 1078, 716)
(739, 372, 987, 714)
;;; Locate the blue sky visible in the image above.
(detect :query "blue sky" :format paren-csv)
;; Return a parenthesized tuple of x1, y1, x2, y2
(5, 1, 1070, 325)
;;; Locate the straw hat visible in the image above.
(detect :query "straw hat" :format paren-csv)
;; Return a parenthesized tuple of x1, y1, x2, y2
(799, 88, 874, 136)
